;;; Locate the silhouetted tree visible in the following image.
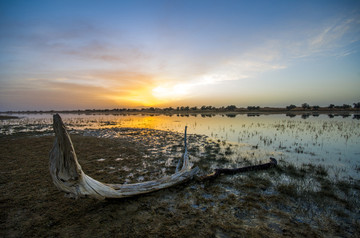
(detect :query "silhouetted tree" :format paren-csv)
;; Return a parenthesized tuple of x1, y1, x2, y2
(354, 102, 360, 109)
(302, 103, 310, 109)
(312, 105, 320, 110)
(225, 105, 237, 111)
(247, 106, 260, 110)
(286, 104, 296, 110)
(201, 105, 214, 110)
(328, 104, 335, 109)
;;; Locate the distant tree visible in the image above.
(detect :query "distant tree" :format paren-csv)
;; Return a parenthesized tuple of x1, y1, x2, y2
(190, 106, 198, 110)
(201, 105, 213, 110)
(247, 106, 260, 110)
(286, 104, 296, 110)
(312, 105, 320, 110)
(342, 104, 351, 109)
(328, 104, 335, 109)
(353, 102, 360, 109)
(302, 103, 310, 109)
(225, 105, 237, 111)
(163, 107, 172, 111)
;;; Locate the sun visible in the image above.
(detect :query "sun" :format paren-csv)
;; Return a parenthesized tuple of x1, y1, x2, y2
(104, 82, 192, 107)
(152, 84, 190, 101)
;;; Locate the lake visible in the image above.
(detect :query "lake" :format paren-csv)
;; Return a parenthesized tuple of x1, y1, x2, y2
(1, 112, 359, 179)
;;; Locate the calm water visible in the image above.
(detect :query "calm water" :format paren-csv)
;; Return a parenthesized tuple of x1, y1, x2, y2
(1, 113, 359, 179)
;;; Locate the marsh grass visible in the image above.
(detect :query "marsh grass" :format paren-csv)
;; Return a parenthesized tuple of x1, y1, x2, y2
(1, 126, 360, 237)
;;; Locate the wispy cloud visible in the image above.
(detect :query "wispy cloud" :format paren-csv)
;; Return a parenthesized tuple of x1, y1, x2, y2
(149, 14, 360, 105)
(289, 15, 360, 59)
(151, 57, 286, 102)
(1, 2, 359, 110)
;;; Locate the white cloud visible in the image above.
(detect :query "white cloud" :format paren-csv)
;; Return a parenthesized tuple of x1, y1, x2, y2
(291, 15, 360, 59)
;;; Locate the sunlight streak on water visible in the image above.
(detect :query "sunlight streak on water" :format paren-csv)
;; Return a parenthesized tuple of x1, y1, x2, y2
(1, 113, 359, 179)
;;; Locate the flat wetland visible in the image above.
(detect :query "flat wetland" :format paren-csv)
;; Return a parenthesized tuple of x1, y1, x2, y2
(1, 112, 359, 237)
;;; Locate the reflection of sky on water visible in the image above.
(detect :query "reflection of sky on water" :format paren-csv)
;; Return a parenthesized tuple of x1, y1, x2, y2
(1, 113, 359, 179)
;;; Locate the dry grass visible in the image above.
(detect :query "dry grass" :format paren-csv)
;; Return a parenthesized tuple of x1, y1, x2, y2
(1, 133, 359, 237)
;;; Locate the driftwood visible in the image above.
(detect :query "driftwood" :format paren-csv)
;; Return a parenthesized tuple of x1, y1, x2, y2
(49, 114, 199, 200)
(49, 114, 277, 200)
(200, 157, 277, 180)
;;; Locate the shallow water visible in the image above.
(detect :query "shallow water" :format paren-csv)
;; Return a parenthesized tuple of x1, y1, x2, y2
(1, 112, 359, 179)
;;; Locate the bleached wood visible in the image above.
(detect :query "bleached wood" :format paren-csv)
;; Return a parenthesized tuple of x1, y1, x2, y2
(49, 114, 199, 200)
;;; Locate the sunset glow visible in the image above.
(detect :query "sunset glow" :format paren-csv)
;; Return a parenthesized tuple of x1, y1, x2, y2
(153, 84, 191, 100)
(0, 0, 359, 111)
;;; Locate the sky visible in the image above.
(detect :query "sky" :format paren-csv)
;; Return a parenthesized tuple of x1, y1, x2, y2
(0, 0, 359, 111)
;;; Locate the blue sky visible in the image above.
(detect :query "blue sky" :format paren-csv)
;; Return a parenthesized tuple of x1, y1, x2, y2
(0, 0, 359, 110)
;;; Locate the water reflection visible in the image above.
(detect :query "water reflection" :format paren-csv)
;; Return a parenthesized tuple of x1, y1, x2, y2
(1, 113, 359, 179)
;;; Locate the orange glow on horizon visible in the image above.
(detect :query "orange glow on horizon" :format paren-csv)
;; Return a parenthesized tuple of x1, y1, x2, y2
(102, 79, 195, 107)
(105, 86, 168, 107)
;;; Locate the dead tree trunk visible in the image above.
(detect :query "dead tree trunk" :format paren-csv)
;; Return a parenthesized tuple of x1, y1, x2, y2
(49, 114, 199, 200)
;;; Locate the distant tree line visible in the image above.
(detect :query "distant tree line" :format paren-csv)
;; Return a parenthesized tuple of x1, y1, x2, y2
(5, 102, 359, 114)
(81, 102, 360, 112)
(247, 106, 260, 110)
(285, 103, 359, 111)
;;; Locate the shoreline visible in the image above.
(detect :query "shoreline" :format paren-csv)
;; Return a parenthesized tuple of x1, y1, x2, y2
(1, 108, 359, 117)
(1, 131, 359, 237)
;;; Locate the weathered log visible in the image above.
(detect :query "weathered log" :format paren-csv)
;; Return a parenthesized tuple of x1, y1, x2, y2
(200, 158, 277, 180)
(49, 114, 199, 200)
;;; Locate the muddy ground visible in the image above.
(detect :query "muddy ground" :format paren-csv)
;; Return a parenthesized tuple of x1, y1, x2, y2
(1, 130, 359, 237)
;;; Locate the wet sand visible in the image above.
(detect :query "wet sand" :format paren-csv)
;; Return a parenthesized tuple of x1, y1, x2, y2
(1, 131, 359, 237)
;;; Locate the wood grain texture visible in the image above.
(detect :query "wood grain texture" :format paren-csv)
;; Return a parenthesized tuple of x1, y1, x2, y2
(49, 114, 199, 200)
(200, 158, 277, 180)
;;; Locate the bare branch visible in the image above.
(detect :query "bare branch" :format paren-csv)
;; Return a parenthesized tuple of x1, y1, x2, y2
(49, 114, 199, 200)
